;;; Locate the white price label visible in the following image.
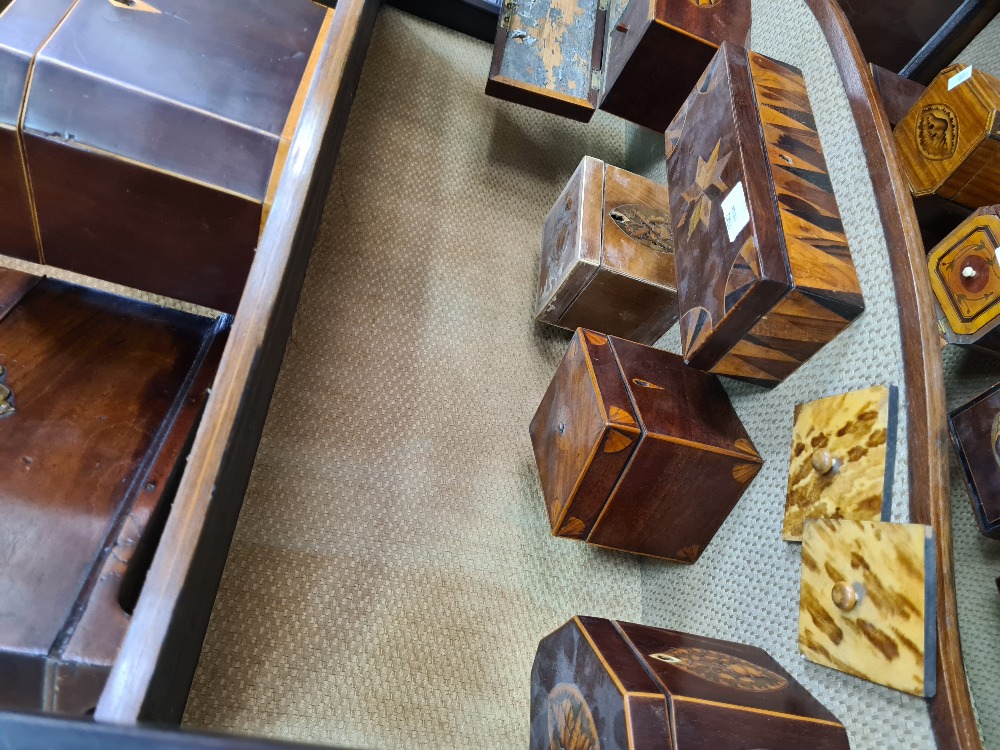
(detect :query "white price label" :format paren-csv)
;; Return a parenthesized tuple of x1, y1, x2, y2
(948, 66, 972, 90)
(721, 182, 750, 242)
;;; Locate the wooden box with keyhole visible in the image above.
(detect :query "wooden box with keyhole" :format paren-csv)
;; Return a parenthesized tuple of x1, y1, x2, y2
(782, 385, 898, 542)
(799, 519, 937, 697)
(531, 616, 851, 750)
(528, 328, 762, 562)
(536, 156, 677, 344)
(0, 0, 333, 312)
(949, 380, 1000, 539)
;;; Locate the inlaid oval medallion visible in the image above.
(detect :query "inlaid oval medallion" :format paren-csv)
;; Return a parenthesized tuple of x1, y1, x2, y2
(649, 648, 788, 692)
(916, 103, 958, 161)
(547, 683, 599, 750)
(608, 204, 673, 255)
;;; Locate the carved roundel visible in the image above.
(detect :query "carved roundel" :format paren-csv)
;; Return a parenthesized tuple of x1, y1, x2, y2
(916, 103, 958, 161)
(649, 648, 789, 692)
(548, 683, 599, 750)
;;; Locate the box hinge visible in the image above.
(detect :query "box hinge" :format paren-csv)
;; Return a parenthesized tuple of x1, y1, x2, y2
(501, 0, 517, 30)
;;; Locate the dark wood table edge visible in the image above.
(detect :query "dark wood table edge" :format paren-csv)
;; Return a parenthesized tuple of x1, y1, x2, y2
(804, 1, 980, 748)
(89, 0, 382, 726)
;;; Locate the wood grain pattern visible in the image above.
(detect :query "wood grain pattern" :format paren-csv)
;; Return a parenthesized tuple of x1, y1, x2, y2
(600, 0, 750, 132)
(667, 44, 862, 386)
(529, 329, 641, 540)
(532, 617, 849, 749)
(803, 1, 978, 746)
(799, 519, 936, 697)
(486, 0, 604, 122)
(782, 385, 897, 541)
(7, 0, 331, 311)
(537, 157, 677, 344)
(530, 330, 761, 561)
(895, 65, 1000, 209)
(948, 380, 1000, 539)
(929, 206, 1000, 346)
(0, 269, 223, 714)
(94, 0, 380, 723)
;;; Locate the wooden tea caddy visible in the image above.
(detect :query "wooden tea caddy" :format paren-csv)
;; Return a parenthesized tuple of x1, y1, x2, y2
(529, 328, 762, 562)
(0, 0, 333, 312)
(532, 616, 851, 749)
(536, 156, 677, 344)
(665, 43, 864, 387)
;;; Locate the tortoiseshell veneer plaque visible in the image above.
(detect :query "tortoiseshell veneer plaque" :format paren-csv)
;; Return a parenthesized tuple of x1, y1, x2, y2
(799, 519, 937, 697)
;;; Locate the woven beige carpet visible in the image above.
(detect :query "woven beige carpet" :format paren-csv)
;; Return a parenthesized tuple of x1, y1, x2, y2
(182, 4, 949, 748)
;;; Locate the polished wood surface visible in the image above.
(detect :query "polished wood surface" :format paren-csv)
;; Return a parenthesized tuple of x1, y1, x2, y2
(895, 65, 1000, 209)
(667, 43, 862, 387)
(928, 206, 1000, 349)
(4, 0, 331, 311)
(782, 385, 897, 541)
(531, 617, 850, 749)
(536, 157, 677, 344)
(0, 267, 224, 714)
(94, 0, 381, 724)
(803, 0, 979, 746)
(871, 64, 926, 129)
(600, 0, 751, 132)
(530, 329, 762, 561)
(0, 0, 75, 263)
(486, 0, 604, 122)
(949, 380, 1000, 539)
(799, 519, 937, 697)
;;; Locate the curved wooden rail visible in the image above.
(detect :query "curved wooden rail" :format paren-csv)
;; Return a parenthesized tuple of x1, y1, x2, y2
(803, 1, 979, 748)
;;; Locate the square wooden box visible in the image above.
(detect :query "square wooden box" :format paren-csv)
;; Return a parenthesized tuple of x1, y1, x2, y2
(665, 43, 864, 387)
(536, 156, 677, 344)
(0, 0, 332, 312)
(0, 267, 225, 714)
(600, 0, 751, 132)
(529, 328, 762, 562)
(949, 381, 1000, 539)
(531, 616, 851, 750)
(895, 64, 1000, 210)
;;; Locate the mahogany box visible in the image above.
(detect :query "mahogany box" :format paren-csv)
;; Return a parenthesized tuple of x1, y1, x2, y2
(928, 205, 1000, 356)
(895, 64, 1000, 211)
(949, 381, 1000, 539)
(529, 328, 762, 562)
(0, 266, 226, 714)
(665, 43, 864, 387)
(486, 0, 749, 131)
(536, 156, 677, 344)
(600, 0, 751, 132)
(0, 0, 333, 312)
(531, 616, 851, 749)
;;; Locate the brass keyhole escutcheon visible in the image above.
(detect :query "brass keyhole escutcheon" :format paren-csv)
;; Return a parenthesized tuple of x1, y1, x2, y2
(811, 449, 838, 475)
(831, 581, 858, 612)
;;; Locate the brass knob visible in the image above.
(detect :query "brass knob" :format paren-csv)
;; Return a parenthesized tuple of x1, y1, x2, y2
(811, 449, 836, 475)
(831, 581, 858, 611)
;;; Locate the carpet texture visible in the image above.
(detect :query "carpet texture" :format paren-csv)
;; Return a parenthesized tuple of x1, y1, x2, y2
(177, 4, 984, 748)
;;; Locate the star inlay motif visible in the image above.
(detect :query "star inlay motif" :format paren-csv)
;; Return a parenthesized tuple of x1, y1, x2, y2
(678, 139, 731, 238)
